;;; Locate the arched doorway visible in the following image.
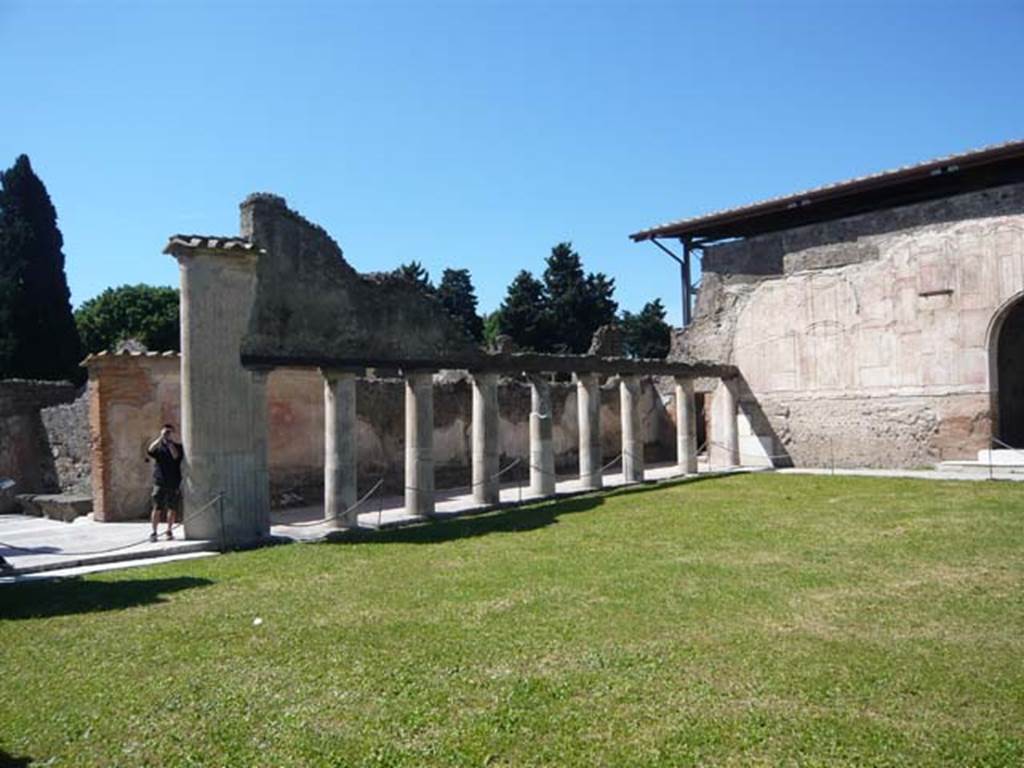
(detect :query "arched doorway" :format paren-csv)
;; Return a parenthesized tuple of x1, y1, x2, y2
(996, 296, 1024, 447)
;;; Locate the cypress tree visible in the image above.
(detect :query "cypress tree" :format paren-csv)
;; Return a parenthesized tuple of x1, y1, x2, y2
(542, 242, 617, 353)
(0, 155, 82, 381)
(436, 268, 484, 342)
(621, 299, 671, 359)
(497, 270, 550, 351)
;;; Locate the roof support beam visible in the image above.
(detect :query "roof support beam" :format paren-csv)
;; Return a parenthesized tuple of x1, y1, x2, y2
(650, 237, 694, 326)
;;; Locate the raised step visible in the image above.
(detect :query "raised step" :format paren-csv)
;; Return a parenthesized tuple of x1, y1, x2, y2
(976, 449, 1024, 466)
(14, 493, 93, 522)
(935, 460, 1024, 476)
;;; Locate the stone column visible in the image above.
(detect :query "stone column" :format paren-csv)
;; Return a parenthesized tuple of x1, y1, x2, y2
(167, 241, 266, 546)
(323, 369, 358, 527)
(577, 372, 602, 490)
(674, 377, 698, 474)
(404, 371, 435, 517)
(250, 368, 272, 536)
(471, 372, 499, 505)
(720, 377, 740, 467)
(620, 375, 644, 483)
(528, 374, 556, 496)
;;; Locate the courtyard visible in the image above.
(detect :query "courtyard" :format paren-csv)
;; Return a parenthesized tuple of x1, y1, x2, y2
(2, 473, 1022, 767)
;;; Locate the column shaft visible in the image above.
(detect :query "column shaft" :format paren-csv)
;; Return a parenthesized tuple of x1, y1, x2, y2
(721, 377, 740, 467)
(324, 371, 358, 527)
(251, 369, 272, 536)
(674, 377, 698, 474)
(577, 373, 602, 489)
(620, 375, 645, 483)
(471, 373, 500, 505)
(404, 372, 435, 517)
(528, 375, 556, 496)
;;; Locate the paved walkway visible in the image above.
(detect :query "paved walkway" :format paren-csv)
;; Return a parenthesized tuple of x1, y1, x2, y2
(0, 461, 733, 580)
(3, 460, 1017, 582)
(0, 514, 218, 579)
(779, 465, 1024, 482)
(271, 460, 743, 541)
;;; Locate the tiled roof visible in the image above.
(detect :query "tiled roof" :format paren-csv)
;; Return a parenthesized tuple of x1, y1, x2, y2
(163, 235, 259, 253)
(630, 138, 1024, 242)
(82, 350, 180, 365)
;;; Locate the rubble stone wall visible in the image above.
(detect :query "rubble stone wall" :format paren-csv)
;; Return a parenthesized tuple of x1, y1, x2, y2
(40, 393, 92, 494)
(0, 379, 78, 494)
(676, 182, 1024, 468)
(86, 354, 675, 520)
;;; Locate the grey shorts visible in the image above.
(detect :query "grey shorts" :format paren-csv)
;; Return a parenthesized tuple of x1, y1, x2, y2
(151, 486, 181, 512)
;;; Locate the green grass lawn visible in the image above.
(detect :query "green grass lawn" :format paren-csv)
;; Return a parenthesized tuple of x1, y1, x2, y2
(2, 474, 1023, 767)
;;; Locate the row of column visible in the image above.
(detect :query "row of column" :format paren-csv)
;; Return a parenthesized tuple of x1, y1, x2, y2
(322, 370, 739, 526)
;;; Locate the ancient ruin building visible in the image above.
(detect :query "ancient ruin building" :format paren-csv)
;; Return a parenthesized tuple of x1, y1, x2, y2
(153, 194, 732, 545)
(632, 140, 1024, 468)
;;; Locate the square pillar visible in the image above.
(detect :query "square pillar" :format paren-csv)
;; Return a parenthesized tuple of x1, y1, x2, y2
(674, 377, 698, 474)
(404, 371, 435, 517)
(167, 242, 266, 546)
(471, 372, 499, 505)
(577, 372, 602, 490)
(528, 374, 556, 496)
(620, 375, 645, 483)
(323, 369, 358, 527)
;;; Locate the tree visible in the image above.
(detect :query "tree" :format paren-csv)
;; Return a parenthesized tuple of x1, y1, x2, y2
(0, 154, 82, 381)
(494, 243, 620, 353)
(75, 284, 181, 354)
(621, 299, 672, 359)
(392, 260, 433, 293)
(542, 242, 618, 353)
(497, 270, 550, 351)
(436, 268, 484, 342)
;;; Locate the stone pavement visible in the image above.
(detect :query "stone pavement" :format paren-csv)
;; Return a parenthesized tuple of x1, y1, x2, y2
(1, 461, 734, 580)
(270, 460, 738, 541)
(0, 513, 217, 580)
(779, 466, 1024, 482)
(5, 459, 1016, 583)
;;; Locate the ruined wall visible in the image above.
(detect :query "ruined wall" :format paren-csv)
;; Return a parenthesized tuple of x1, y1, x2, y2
(87, 353, 181, 521)
(0, 380, 78, 493)
(677, 182, 1024, 468)
(87, 353, 674, 520)
(40, 392, 91, 494)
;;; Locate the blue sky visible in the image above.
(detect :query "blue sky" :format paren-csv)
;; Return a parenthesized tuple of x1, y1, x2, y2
(3, 0, 1022, 325)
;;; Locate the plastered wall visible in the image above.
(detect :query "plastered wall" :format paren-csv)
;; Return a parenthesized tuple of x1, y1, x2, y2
(686, 183, 1024, 468)
(87, 354, 674, 520)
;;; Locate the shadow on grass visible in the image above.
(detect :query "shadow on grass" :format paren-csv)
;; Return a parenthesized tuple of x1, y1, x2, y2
(0, 748, 33, 767)
(0, 576, 214, 621)
(331, 472, 728, 546)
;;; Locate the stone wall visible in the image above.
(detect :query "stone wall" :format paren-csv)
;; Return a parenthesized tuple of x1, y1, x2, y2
(86, 353, 675, 521)
(676, 182, 1024, 468)
(40, 392, 92, 494)
(0, 379, 78, 494)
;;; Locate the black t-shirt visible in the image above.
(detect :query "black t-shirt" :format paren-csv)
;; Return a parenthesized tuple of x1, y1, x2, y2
(148, 440, 184, 488)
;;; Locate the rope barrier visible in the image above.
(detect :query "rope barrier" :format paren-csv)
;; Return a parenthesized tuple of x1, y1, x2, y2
(280, 477, 386, 528)
(0, 492, 226, 558)
(3, 434, 727, 557)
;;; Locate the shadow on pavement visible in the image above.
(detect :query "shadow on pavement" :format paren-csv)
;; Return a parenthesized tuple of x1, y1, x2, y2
(328, 472, 730, 546)
(0, 576, 214, 621)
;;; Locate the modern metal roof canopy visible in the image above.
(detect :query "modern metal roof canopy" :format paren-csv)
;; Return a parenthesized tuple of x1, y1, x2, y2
(630, 139, 1024, 244)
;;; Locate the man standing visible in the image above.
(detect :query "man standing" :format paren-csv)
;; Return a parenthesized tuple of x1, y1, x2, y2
(147, 424, 184, 541)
